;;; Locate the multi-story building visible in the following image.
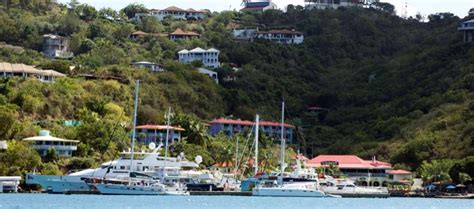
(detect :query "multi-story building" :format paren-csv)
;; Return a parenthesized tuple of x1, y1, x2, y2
(136, 125, 185, 146)
(241, 0, 278, 12)
(208, 118, 296, 144)
(233, 28, 258, 41)
(42, 34, 73, 59)
(0, 62, 66, 82)
(132, 61, 165, 72)
(256, 29, 304, 44)
(178, 47, 220, 68)
(23, 130, 79, 157)
(135, 6, 207, 22)
(307, 155, 412, 186)
(304, 0, 378, 10)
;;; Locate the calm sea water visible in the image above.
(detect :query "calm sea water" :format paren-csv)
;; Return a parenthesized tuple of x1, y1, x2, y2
(0, 194, 473, 209)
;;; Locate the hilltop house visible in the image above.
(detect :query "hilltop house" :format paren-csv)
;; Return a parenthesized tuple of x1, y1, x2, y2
(134, 6, 207, 22)
(256, 29, 304, 44)
(178, 47, 220, 68)
(132, 61, 165, 72)
(241, 0, 278, 12)
(458, 9, 474, 42)
(304, 0, 378, 10)
(0, 62, 66, 82)
(169, 29, 200, 41)
(23, 130, 79, 157)
(208, 118, 295, 144)
(307, 155, 412, 186)
(42, 34, 73, 59)
(197, 68, 219, 84)
(136, 125, 184, 146)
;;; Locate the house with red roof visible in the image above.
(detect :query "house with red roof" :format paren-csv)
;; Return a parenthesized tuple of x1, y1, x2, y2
(256, 29, 304, 44)
(135, 125, 185, 146)
(169, 28, 200, 41)
(208, 118, 296, 144)
(307, 155, 409, 186)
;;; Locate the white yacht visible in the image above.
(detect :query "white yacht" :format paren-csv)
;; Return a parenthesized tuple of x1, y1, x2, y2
(320, 180, 389, 197)
(93, 175, 166, 195)
(252, 181, 330, 197)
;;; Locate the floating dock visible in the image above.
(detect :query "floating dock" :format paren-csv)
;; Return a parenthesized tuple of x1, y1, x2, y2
(190, 191, 253, 196)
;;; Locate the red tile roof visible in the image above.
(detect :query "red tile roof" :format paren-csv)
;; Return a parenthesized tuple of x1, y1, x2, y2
(241, 6, 266, 11)
(307, 155, 392, 169)
(136, 125, 185, 131)
(170, 28, 200, 36)
(386, 170, 412, 175)
(209, 118, 295, 128)
(163, 6, 186, 12)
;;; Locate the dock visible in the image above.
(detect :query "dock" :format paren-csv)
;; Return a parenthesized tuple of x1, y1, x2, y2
(190, 191, 253, 196)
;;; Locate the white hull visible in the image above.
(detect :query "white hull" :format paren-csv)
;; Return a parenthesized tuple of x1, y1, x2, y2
(252, 187, 327, 197)
(95, 184, 165, 195)
(27, 175, 90, 193)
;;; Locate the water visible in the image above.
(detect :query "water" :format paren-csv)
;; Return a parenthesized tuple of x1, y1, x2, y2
(0, 194, 472, 209)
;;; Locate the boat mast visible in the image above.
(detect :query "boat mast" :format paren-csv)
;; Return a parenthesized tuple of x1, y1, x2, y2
(130, 80, 140, 174)
(254, 114, 259, 176)
(279, 101, 285, 183)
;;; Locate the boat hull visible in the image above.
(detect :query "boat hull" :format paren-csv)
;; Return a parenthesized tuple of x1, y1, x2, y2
(27, 175, 91, 194)
(252, 188, 326, 197)
(95, 184, 164, 195)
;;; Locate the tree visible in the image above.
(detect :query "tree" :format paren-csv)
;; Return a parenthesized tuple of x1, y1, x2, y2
(0, 141, 42, 176)
(458, 173, 472, 185)
(418, 159, 454, 183)
(139, 16, 163, 33)
(44, 147, 59, 163)
(121, 3, 148, 19)
(0, 105, 18, 140)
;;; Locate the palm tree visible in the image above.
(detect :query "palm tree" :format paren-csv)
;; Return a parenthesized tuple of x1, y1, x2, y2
(459, 172, 472, 185)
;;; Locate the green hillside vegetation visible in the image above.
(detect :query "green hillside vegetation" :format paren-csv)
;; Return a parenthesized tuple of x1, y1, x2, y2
(0, 1, 473, 181)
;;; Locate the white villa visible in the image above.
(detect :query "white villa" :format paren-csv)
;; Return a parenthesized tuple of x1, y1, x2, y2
(198, 68, 219, 84)
(135, 6, 207, 22)
(23, 130, 79, 157)
(0, 62, 66, 82)
(304, 0, 378, 10)
(256, 29, 304, 44)
(42, 34, 73, 59)
(132, 61, 165, 72)
(178, 47, 220, 68)
(233, 28, 258, 41)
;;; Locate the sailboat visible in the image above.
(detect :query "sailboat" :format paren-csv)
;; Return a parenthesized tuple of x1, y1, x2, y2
(94, 80, 166, 195)
(251, 102, 335, 197)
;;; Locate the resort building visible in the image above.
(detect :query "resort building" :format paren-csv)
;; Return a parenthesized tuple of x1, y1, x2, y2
(135, 6, 207, 22)
(307, 155, 412, 186)
(132, 61, 165, 72)
(209, 162, 234, 173)
(256, 29, 304, 44)
(178, 47, 220, 68)
(136, 125, 185, 146)
(241, 0, 278, 12)
(0, 141, 7, 150)
(208, 118, 296, 144)
(22, 130, 79, 157)
(169, 29, 200, 41)
(0, 62, 66, 82)
(304, 0, 378, 10)
(197, 68, 219, 84)
(42, 34, 73, 59)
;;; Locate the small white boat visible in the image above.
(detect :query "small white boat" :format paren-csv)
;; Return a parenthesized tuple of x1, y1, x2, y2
(321, 181, 389, 197)
(252, 182, 330, 197)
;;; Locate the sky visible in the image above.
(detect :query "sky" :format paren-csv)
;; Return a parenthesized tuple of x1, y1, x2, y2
(58, 0, 474, 18)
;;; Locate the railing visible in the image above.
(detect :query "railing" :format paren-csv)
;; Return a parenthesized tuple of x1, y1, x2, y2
(32, 145, 77, 151)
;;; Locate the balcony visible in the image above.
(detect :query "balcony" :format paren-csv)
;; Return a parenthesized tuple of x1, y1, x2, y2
(32, 145, 77, 151)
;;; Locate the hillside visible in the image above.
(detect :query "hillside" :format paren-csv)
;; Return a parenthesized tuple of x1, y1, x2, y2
(0, 1, 473, 175)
